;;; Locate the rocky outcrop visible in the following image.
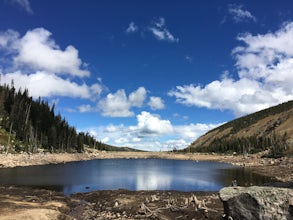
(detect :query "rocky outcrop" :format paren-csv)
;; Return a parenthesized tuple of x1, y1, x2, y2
(219, 186, 293, 220)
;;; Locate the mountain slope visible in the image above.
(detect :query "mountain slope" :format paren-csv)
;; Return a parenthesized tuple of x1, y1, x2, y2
(188, 101, 293, 155)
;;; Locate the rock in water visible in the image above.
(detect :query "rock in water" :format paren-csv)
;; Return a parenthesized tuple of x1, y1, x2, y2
(219, 186, 293, 220)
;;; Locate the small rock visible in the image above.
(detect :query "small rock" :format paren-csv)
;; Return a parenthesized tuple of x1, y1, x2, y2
(151, 195, 159, 202)
(231, 180, 237, 187)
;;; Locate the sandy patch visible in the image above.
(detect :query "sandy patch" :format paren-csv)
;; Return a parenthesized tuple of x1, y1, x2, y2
(0, 209, 62, 220)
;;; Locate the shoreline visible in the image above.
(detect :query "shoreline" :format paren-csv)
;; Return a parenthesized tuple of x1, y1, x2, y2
(0, 150, 292, 182)
(0, 150, 292, 219)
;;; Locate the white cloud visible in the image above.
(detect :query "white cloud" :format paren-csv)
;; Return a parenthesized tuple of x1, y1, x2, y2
(14, 28, 90, 77)
(0, 70, 102, 99)
(11, 0, 33, 14)
(163, 139, 188, 150)
(0, 29, 19, 50)
(126, 22, 138, 33)
(169, 22, 293, 116)
(125, 18, 178, 43)
(98, 87, 147, 117)
(149, 17, 179, 43)
(86, 111, 219, 151)
(0, 28, 103, 100)
(0, 71, 103, 100)
(129, 87, 147, 107)
(136, 111, 173, 136)
(98, 89, 133, 117)
(148, 96, 165, 110)
(0, 28, 89, 77)
(174, 123, 222, 140)
(228, 4, 256, 23)
(78, 104, 93, 113)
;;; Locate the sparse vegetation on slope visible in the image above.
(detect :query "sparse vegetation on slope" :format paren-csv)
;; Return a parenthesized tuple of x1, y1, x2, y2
(186, 101, 293, 157)
(210, 101, 293, 135)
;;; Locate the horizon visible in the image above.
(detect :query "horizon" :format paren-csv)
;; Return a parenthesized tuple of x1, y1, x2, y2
(0, 0, 293, 151)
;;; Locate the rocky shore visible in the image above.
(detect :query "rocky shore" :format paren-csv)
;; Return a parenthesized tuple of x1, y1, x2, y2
(0, 186, 223, 220)
(0, 150, 292, 182)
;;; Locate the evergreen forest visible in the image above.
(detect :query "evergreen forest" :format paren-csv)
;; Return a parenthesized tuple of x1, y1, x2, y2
(0, 82, 113, 153)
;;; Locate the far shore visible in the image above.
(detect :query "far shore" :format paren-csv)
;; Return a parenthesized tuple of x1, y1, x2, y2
(0, 150, 292, 182)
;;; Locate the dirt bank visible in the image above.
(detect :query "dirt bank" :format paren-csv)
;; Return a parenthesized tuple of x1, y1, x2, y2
(0, 186, 223, 220)
(0, 151, 226, 168)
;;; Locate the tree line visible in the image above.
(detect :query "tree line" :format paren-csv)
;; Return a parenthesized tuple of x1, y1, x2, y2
(183, 133, 288, 158)
(0, 82, 108, 153)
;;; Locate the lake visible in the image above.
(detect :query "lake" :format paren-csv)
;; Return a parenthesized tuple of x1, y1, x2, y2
(0, 158, 273, 195)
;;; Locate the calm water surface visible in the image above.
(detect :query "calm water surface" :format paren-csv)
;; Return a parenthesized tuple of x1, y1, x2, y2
(0, 159, 273, 195)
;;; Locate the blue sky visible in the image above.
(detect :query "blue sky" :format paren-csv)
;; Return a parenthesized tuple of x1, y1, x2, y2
(0, 0, 293, 151)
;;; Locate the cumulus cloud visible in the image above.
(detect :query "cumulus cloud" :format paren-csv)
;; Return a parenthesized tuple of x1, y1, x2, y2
(14, 28, 90, 77)
(149, 17, 179, 43)
(129, 87, 147, 107)
(0, 70, 102, 99)
(0, 27, 103, 99)
(0, 29, 19, 49)
(228, 4, 256, 23)
(86, 111, 219, 151)
(148, 96, 165, 110)
(98, 89, 133, 117)
(174, 123, 222, 140)
(135, 111, 173, 136)
(98, 87, 147, 117)
(169, 22, 293, 116)
(126, 22, 138, 33)
(0, 28, 89, 77)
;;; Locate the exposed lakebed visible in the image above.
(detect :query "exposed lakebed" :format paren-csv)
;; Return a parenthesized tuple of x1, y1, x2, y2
(0, 158, 274, 195)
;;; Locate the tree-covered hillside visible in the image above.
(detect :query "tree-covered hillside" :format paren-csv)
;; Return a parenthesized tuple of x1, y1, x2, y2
(0, 82, 118, 153)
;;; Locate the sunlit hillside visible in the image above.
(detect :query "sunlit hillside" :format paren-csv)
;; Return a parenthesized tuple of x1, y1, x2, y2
(187, 101, 293, 157)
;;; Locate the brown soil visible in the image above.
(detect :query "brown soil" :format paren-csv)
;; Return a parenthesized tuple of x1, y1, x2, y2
(0, 150, 231, 168)
(0, 186, 223, 220)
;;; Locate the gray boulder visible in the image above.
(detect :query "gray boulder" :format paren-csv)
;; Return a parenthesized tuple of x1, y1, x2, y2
(219, 186, 293, 220)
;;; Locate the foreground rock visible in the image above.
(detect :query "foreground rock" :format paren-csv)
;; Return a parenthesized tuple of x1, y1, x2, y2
(219, 186, 293, 220)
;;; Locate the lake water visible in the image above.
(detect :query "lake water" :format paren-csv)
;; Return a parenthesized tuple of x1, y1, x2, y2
(0, 159, 273, 195)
